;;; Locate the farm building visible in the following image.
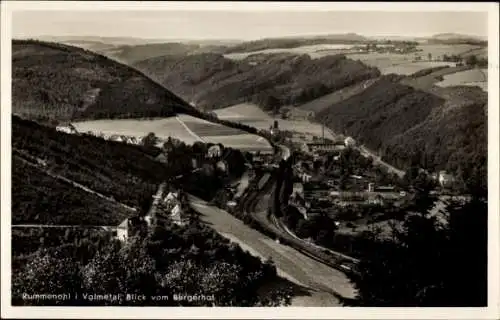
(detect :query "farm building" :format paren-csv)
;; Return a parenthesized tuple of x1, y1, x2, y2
(302, 142, 345, 153)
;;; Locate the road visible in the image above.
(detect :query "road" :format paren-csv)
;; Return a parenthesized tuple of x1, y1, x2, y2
(321, 126, 405, 178)
(189, 194, 356, 306)
(188, 143, 357, 306)
(358, 145, 405, 178)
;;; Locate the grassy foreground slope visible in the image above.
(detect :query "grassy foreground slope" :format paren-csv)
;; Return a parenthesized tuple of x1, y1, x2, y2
(133, 52, 380, 111)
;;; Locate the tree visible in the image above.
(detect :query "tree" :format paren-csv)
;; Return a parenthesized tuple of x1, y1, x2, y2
(465, 54, 478, 67)
(346, 195, 487, 307)
(142, 132, 158, 147)
(12, 249, 83, 306)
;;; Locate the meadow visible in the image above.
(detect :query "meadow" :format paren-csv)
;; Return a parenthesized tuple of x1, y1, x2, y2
(73, 114, 273, 152)
(72, 117, 202, 145)
(347, 44, 483, 74)
(214, 103, 336, 140)
(381, 61, 457, 75)
(435, 68, 488, 91)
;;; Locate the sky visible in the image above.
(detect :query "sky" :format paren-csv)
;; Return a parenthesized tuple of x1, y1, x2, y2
(12, 10, 488, 41)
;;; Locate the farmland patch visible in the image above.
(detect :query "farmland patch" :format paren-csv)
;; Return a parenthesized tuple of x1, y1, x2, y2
(381, 61, 457, 75)
(72, 117, 202, 145)
(435, 68, 488, 91)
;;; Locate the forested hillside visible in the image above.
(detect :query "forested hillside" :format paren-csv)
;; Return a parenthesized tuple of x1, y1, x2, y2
(100, 42, 227, 64)
(12, 116, 169, 213)
(12, 39, 195, 123)
(133, 52, 380, 111)
(317, 76, 487, 194)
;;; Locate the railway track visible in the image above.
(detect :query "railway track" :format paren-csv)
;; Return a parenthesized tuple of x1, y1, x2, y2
(240, 171, 360, 275)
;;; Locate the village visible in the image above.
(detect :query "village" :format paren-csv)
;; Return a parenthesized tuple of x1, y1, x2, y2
(56, 119, 460, 247)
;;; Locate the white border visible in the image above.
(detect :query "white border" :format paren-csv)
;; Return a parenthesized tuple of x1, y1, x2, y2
(1, 2, 499, 319)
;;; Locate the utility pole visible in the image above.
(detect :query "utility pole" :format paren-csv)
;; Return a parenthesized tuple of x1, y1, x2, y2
(322, 120, 325, 144)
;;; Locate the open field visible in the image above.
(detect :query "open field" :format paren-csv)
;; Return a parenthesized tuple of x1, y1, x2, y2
(203, 134, 273, 153)
(176, 114, 247, 136)
(347, 44, 484, 74)
(73, 114, 273, 152)
(416, 44, 483, 58)
(72, 116, 202, 145)
(214, 103, 336, 140)
(400, 65, 472, 91)
(347, 52, 414, 70)
(213, 103, 271, 121)
(436, 68, 488, 91)
(381, 61, 457, 75)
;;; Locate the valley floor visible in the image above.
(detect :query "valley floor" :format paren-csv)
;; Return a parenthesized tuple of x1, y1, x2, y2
(189, 195, 356, 306)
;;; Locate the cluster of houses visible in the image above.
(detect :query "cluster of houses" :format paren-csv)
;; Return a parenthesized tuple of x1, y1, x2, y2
(300, 136, 356, 154)
(56, 124, 148, 145)
(115, 189, 187, 243)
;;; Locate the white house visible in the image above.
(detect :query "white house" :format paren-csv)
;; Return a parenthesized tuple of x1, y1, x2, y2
(56, 126, 75, 134)
(344, 136, 356, 148)
(292, 183, 304, 197)
(301, 173, 312, 183)
(116, 218, 129, 242)
(438, 171, 456, 188)
(164, 192, 178, 204)
(207, 145, 222, 158)
(171, 204, 185, 226)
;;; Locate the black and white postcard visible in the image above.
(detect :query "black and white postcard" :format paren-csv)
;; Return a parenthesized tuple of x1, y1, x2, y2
(1, 2, 498, 319)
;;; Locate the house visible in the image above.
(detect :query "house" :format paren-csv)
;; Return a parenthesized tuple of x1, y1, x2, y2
(116, 218, 129, 242)
(155, 152, 169, 164)
(56, 126, 77, 135)
(305, 142, 345, 153)
(164, 192, 178, 204)
(292, 183, 304, 196)
(368, 182, 375, 192)
(109, 135, 122, 142)
(207, 145, 222, 158)
(300, 172, 312, 183)
(438, 171, 456, 188)
(115, 216, 145, 242)
(171, 204, 185, 226)
(191, 158, 199, 169)
(366, 194, 385, 206)
(344, 137, 356, 147)
(375, 185, 396, 192)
